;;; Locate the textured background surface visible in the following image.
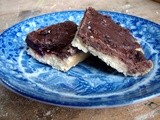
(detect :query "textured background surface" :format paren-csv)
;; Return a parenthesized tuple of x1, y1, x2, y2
(0, 0, 160, 120)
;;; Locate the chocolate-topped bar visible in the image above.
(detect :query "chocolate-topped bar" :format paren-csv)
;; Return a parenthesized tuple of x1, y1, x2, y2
(72, 7, 153, 76)
(26, 21, 78, 58)
(26, 21, 88, 71)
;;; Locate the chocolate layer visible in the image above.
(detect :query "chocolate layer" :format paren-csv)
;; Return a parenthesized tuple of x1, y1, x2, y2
(26, 21, 79, 59)
(77, 7, 152, 75)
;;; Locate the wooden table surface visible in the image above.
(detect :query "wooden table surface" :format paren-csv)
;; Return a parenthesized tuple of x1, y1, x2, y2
(0, 0, 160, 120)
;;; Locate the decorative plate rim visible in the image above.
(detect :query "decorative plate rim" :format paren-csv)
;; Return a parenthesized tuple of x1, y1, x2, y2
(0, 10, 159, 36)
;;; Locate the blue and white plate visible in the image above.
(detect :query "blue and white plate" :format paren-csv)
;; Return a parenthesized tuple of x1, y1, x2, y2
(0, 11, 160, 108)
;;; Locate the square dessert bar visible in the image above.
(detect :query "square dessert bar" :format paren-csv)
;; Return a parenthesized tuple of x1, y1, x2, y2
(72, 7, 153, 76)
(26, 21, 88, 71)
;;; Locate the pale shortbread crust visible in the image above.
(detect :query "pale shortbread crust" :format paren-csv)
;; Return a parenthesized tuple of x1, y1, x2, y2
(27, 47, 89, 71)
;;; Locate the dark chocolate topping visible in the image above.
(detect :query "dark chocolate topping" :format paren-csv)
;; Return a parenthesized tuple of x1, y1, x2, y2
(26, 21, 79, 58)
(77, 7, 152, 74)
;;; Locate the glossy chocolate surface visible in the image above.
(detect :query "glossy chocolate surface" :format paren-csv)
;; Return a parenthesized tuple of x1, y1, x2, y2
(26, 21, 79, 58)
